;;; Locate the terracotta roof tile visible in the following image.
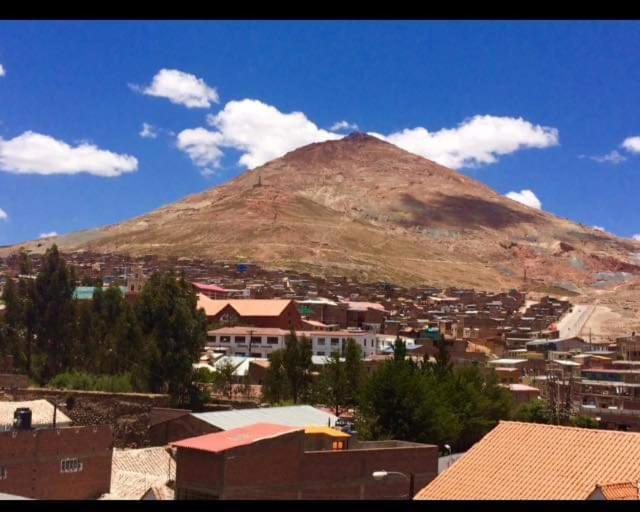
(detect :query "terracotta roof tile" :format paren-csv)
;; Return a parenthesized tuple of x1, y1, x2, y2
(197, 296, 293, 317)
(593, 481, 640, 500)
(416, 421, 640, 500)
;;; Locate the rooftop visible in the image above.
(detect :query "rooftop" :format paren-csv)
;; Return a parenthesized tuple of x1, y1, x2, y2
(192, 405, 338, 431)
(591, 481, 640, 500)
(197, 296, 293, 317)
(0, 400, 71, 429)
(416, 421, 640, 500)
(172, 423, 301, 453)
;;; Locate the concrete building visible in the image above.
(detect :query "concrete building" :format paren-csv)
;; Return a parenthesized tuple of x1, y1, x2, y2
(197, 297, 304, 330)
(206, 326, 380, 358)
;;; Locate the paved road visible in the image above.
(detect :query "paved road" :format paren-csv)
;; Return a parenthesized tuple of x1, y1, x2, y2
(556, 304, 595, 339)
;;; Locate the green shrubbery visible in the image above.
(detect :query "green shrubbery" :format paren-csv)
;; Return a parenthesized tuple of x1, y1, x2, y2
(48, 371, 134, 393)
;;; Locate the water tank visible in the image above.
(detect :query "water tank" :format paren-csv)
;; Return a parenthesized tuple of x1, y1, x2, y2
(13, 408, 32, 430)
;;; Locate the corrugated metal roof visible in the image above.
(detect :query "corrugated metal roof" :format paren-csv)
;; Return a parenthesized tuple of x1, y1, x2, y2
(192, 405, 338, 431)
(172, 423, 301, 453)
(72, 286, 126, 300)
(0, 493, 32, 500)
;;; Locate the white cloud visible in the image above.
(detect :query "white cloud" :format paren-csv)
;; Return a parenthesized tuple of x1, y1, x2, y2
(631, 234, 640, 241)
(375, 115, 558, 169)
(176, 100, 557, 173)
(136, 69, 219, 109)
(39, 231, 57, 238)
(139, 123, 158, 139)
(176, 128, 224, 169)
(199, 168, 217, 178)
(587, 150, 627, 164)
(0, 131, 138, 177)
(206, 99, 342, 169)
(330, 120, 359, 132)
(0, 208, 7, 221)
(593, 226, 605, 232)
(505, 189, 542, 210)
(0, 64, 5, 77)
(622, 136, 640, 154)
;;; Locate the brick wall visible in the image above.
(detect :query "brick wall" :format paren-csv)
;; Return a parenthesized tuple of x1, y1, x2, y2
(0, 374, 29, 389)
(9, 388, 170, 407)
(0, 425, 113, 499)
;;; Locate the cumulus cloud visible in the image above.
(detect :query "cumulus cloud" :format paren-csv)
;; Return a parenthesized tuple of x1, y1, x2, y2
(176, 128, 224, 169)
(199, 168, 217, 178)
(0, 64, 5, 77)
(631, 234, 640, 241)
(505, 189, 542, 210)
(176, 99, 342, 171)
(375, 115, 558, 169)
(622, 136, 640, 154)
(139, 122, 158, 139)
(586, 150, 627, 164)
(175, 100, 557, 174)
(593, 226, 605, 232)
(135, 69, 219, 109)
(0, 131, 138, 177)
(330, 120, 359, 132)
(39, 231, 57, 238)
(0, 208, 7, 221)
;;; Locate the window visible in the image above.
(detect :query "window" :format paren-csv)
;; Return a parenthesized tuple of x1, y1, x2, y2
(0, 466, 6, 480)
(220, 336, 230, 343)
(60, 458, 83, 473)
(235, 352, 246, 357)
(250, 352, 261, 358)
(331, 338, 340, 346)
(332, 441, 345, 450)
(250, 336, 262, 344)
(209, 336, 217, 342)
(267, 337, 279, 345)
(316, 351, 325, 356)
(317, 338, 325, 345)
(234, 336, 246, 343)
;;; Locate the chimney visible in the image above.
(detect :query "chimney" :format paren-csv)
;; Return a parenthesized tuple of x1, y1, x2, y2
(13, 408, 32, 430)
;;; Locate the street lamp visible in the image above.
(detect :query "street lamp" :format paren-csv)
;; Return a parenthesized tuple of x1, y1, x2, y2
(444, 444, 452, 469)
(371, 470, 414, 499)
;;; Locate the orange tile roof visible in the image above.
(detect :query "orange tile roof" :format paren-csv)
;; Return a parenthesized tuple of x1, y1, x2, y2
(415, 421, 640, 500)
(592, 481, 640, 500)
(197, 296, 293, 317)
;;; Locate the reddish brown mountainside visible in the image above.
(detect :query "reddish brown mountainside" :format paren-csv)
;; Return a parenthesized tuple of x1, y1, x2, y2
(7, 133, 640, 292)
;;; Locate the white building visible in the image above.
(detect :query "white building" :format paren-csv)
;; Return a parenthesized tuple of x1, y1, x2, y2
(206, 326, 381, 358)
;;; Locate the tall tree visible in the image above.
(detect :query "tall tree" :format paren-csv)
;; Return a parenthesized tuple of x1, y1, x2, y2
(135, 272, 207, 404)
(318, 352, 348, 416)
(282, 330, 313, 404)
(34, 245, 75, 382)
(262, 349, 288, 403)
(344, 338, 364, 408)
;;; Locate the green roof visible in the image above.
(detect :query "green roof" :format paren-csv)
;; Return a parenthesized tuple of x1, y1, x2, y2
(72, 286, 127, 300)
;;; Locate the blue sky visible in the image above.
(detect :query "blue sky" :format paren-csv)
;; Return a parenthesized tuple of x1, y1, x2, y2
(1, 21, 640, 245)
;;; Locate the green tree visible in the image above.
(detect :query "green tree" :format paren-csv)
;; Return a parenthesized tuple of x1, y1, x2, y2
(282, 330, 313, 404)
(213, 359, 236, 399)
(34, 245, 76, 382)
(344, 338, 365, 408)
(317, 352, 348, 416)
(514, 398, 552, 424)
(263, 350, 288, 403)
(135, 272, 207, 405)
(393, 336, 407, 362)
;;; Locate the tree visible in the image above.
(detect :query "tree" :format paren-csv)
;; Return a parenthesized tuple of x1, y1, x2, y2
(393, 336, 407, 362)
(18, 249, 32, 275)
(213, 359, 236, 399)
(34, 245, 76, 382)
(515, 398, 552, 424)
(282, 330, 313, 404)
(318, 352, 348, 416)
(344, 338, 365, 408)
(433, 335, 452, 377)
(262, 350, 288, 403)
(135, 272, 207, 405)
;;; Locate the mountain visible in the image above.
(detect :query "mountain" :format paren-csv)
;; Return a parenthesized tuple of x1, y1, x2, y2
(7, 133, 640, 292)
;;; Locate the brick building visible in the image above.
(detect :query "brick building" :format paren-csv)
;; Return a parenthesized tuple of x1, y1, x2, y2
(197, 296, 304, 330)
(172, 423, 438, 500)
(0, 424, 113, 499)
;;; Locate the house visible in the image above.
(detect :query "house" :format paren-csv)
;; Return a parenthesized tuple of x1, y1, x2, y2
(99, 447, 175, 500)
(502, 383, 540, 404)
(415, 421, 640, 500)
(192, 282, 229, 300)
(197, 296, 304, 330)
(171, 422, 438, 500)
(0, 422, 112, 499)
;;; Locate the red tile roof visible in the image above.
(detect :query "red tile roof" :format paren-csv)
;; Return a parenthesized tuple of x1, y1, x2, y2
(592, 481, 640, 500)
(416, 421, 640, 500)
(171, 423, 302, 454)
